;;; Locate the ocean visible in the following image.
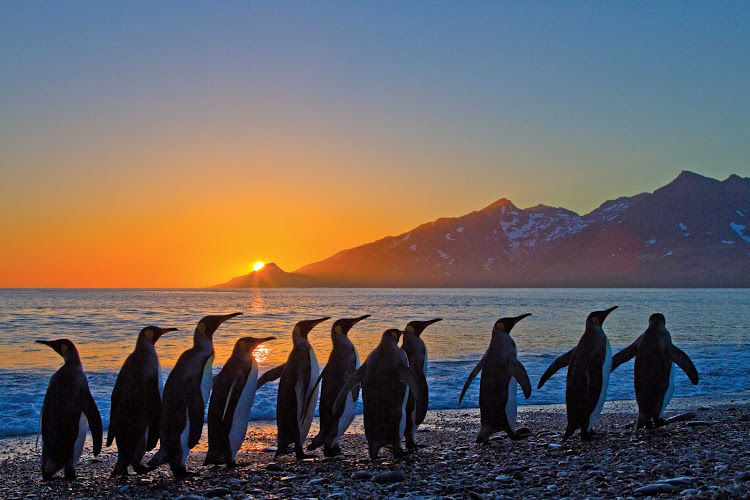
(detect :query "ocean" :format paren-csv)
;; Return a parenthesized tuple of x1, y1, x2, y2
(0, 288, 747, 438)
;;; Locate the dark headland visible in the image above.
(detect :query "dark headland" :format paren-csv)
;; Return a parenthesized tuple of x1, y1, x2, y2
(213, 171, 750, 289)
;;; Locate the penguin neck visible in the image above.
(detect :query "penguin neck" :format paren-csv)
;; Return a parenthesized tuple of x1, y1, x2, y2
(135, 335, 157, 351)
(63, 351, 82, 367)
(491, 327, 509, 338)
(292, 331, 311, 348)
(331, 333, 352, 350)
(583, 324, 605, 338)
(193, 331, 214, 353)
(381, 334, 399, 347)
(231, 344, 254, 361)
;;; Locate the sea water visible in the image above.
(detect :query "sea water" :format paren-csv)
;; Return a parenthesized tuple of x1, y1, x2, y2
(0, 288, 747, 437)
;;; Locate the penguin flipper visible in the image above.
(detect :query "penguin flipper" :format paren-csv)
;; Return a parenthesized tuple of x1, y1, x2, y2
(666, 344, 699, 385)
(398, 366, 421, 404)
(333, 363, 366, 417)
(537, 349, 574, 389)
(186, 385, 205, 448)
(511, 359, 532, 399)
(107, 373, 124, 447)
(612, 338, 641, 371)
(458, 356, 485, 406)
(82, 387, 103, 456)
(302, 367, 327, 422)
(258, 364, 285, 389)
(146, 378, 161, 451)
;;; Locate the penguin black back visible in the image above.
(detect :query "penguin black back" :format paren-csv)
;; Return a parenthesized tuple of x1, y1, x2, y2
(37, 339, 102, 481)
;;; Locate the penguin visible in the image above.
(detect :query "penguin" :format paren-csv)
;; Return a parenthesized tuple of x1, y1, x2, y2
(257, 317, 330, 459)
(537, 306, 618, 441)
(401, 318, 442, 448)
(36, 339, 102, 481)
(457, 314, 533, 443)
(333, 329, 421, 460)
(611, 313, 699, 430)
(204, 336, 275, 467)
(108, 326, 177, 477)
(307, 315, 370, 457)
(148, 312, 242, 476)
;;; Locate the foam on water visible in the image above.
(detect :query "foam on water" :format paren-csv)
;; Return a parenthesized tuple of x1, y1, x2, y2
(1, 288, 748, 437)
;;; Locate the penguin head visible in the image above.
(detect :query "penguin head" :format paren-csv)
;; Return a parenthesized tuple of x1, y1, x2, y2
(139, 326, 178, 344)
(648, 313, 666, 327)
(493, 313, 532, 333)
(292, 317, 330, 339)
(36, 339, 79, 363)
(235, 336, 275, 354)
(586, 306, 618, 327)
(196, 312, 243, 339)
(332, 315, 370, 337)
(404, 318, 442, 337)
(383, 328, 403, 342)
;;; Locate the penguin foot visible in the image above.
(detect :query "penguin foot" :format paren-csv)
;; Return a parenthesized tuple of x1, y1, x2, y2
(509, 428, 532, 441)
(295, 452, 317, 460)
(133, 463, 156, 475)
(64, 469, 77, 482)
(170, 465, 197, 478)
(323, 445, 343, 457)
(405, 442, 427, 449)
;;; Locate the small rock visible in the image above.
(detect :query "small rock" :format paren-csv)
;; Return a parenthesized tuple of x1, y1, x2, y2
(548, 443, 562, 449)
(662, 476, 693, 487)
(310, 477, 329, 485)
(681, 489, 701, 496)
(204, 487, 231, 498)
(119, 485, 133, 494)
(263, 446, 277, 452)
(495, 475, 512, 482)
(468, 492, 484, 500)
(176, 496, 208, 500)
(686, 421, 712, 427)
(266, 463, 283, 472)
(351, 471, 373, 480)
(634, 483, 678, 496)
(373, 471, 406, 484)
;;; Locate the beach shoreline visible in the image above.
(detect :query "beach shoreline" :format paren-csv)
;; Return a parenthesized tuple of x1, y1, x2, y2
(1, 392, 749, 499)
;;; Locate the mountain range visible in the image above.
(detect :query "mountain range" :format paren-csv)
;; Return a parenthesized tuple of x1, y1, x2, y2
(214, 171, 750, 288)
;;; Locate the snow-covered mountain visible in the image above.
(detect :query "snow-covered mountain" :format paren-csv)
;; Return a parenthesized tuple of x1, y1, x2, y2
(216, 171, 750, 287)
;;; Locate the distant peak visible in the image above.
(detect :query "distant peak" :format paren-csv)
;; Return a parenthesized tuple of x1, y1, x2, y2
(724, 173, 749, 185)
(257, 262, 283, 272)
(671, 170, 715, 185)
(482, 198, 516, 212)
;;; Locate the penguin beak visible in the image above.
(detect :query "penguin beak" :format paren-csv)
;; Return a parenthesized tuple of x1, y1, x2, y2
(310, 317, 331, 328)
(601, 306, 618, 321)
(219, 312, 243, 324)
(252, 336, 276, 351)
(162, 327, 179, 333)
(352, 314, 371, 324)
(423, 318, 443, 327)
(511, 313, 532, 325)
(36, 340, 52, 348)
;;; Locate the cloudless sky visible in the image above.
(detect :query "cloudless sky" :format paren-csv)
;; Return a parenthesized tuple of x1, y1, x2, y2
(1, 1, 749, 287)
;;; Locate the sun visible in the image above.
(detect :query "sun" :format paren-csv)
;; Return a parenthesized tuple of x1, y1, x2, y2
(252, 261, 265, 272)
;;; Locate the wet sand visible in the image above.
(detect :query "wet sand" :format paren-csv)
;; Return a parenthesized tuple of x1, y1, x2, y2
(1, 393, 749, 499)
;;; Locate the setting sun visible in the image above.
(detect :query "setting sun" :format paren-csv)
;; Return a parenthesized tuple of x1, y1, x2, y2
(253, 261, 266, 272)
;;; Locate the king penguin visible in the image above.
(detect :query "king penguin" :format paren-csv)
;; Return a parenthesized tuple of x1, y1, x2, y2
(611, 313, 699, 430)
(307, 315, 370, 457)
(148, 312, 242, 476)
(36, 339, 102, 481)
(108, 325, 177, 477)
(457, 314, 533, 443)
(205, 336, 275, 467)
(401, 318, 442, 448)
(333, 329, 421, 460)
(257, 317, 330, 459)
(538, 306, 618, 441)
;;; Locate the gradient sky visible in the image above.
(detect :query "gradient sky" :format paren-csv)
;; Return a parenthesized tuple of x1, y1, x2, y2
(2, 2, 749, 287)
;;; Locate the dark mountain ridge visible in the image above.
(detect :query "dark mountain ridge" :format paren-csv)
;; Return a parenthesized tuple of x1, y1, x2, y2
(214, 171, 750, 288)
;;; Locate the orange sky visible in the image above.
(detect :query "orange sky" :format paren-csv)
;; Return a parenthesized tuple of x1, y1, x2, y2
(2, 3, 748, 287)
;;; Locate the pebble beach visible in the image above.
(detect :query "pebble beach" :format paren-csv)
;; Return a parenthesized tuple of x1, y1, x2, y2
(1, 393, 748, 499)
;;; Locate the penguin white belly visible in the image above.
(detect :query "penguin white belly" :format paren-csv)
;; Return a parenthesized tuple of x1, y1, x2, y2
(399, 387, 410, 439)
(200, 353, 215, 404)
(73, 413, 89, 466)
(157, 357, 164, 396)
(505, 377, 518, 432)
(335, 348, 360, 444)
(588, 340, 612, 431)
(660, 362, 676, 417)
(300, 348, 319, 441)
(423, 345, 428, 373)
(179, 416, 190, 465)
(229, 363, 258, 459)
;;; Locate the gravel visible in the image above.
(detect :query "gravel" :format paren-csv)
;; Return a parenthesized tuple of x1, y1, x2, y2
(1, 393, 748, 499)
